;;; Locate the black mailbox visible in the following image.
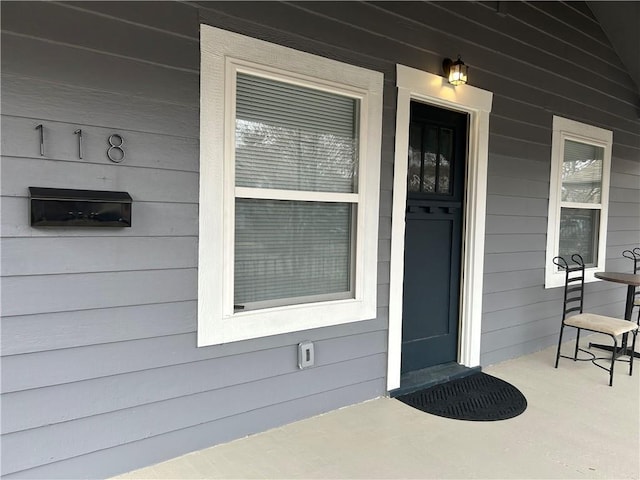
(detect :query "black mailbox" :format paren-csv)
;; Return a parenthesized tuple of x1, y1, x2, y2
(29, 187, 132, 227)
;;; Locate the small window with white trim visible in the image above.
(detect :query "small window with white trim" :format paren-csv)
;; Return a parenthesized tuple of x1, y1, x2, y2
(545, 116, 612, 288)
(198, 25, 383, 346)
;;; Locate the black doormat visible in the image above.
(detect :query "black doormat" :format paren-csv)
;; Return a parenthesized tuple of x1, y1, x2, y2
(397, 372, 527, 421)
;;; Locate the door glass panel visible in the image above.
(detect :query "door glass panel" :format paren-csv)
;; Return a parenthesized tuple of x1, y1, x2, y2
(559, 207, 600, 266)
(407, 124, 455, 195)
(438, 128, 453, 194)
(408, 123, 422, 192)
(422, 126, 438, 193)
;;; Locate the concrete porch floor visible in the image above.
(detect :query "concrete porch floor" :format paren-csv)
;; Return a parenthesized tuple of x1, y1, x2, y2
(115, 336, 639, 479)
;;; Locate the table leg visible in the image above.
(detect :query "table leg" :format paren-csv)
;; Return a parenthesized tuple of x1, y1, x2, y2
(589, 284, 640, 359)
(624, 284, 635, 321)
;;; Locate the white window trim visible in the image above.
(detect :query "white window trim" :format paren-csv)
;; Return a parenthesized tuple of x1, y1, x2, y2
(198, 25, 383, 346)
(387, 65, 493, 391)
(544, 116, 612, 289)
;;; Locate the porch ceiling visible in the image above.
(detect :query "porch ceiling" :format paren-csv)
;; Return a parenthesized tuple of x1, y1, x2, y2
(588, 1, 640, 96)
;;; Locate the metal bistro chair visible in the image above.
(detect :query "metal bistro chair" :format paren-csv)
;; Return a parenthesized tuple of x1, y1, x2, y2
(554, 254, 638, 386)
(622, 248, 640, 324)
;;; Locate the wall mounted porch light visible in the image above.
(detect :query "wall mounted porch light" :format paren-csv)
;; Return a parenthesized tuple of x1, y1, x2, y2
(442, 55, 468, 86)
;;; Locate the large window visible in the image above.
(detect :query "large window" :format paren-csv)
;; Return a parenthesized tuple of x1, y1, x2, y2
(545, 116, 612, 288)
(198, 25, 383, 346)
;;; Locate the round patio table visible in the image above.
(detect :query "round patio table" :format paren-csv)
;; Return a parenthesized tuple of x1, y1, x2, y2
(590, 271, 640, 358)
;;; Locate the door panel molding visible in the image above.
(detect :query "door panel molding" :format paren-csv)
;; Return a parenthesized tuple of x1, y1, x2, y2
(387, 65, 493, 391)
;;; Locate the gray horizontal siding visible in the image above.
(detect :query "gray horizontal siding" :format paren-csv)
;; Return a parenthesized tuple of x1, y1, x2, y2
(1, 76, 197, 138)
(65, 1, 200, 39)
(1, 198, 199, 238)
(1, 1, 639, 478)
(1, 237, 197, 275)
(367, 2, 638, 115)
(485, 215, 548, 235)
(4, 379, 384, 480)
(608, 230, 640, 247)
(461, 0, 640, 364)
(609, 186, 640, 204)
(0, 314, 403, 365)
(1, 116, 199, 171)
(1, 34, 199, 105)
(2, 157, 199, 202)
(1, 269, 197, 317)
(2, 332, 387, 433)
(483, 269, 545, 294)
(1, 3, 390, 478)
(1, 302, 197, 356)
(2, 354, 385, 475)
(484, 234, 546, 254)
(0, 1, 199, 71)
(1, 329, 386, 394)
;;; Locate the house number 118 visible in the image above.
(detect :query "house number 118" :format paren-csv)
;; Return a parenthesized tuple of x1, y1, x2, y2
(33, 124, 126, 163)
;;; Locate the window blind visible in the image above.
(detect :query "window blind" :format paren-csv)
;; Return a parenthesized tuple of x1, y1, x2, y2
(234, 199, 353, 306)
(561, 140, 603, 203)
(559, 208, 599, 266)
(235, 73, 359, 193)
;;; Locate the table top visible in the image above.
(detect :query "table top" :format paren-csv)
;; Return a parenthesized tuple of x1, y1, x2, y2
(594, 271, 640, 286)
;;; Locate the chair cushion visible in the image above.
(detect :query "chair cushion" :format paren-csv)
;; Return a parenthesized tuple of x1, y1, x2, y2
(565, 313, 638, 336)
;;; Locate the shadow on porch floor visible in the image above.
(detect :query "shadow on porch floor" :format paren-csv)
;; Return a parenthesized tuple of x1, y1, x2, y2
(115, 335, 639, 479)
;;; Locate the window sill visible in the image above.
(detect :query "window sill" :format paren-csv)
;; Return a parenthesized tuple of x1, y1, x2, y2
(199, 297, 376, 346)
(544, 268, 603, 289)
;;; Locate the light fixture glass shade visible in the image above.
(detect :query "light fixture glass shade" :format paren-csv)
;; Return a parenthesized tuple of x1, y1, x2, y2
(448, 58, 468, 85)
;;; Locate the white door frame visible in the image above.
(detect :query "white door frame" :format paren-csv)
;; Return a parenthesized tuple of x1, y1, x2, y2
(387, 65, 493, 391)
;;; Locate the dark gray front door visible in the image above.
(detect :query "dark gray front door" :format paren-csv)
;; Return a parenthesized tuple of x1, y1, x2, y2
(401, 102, 468, 374)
